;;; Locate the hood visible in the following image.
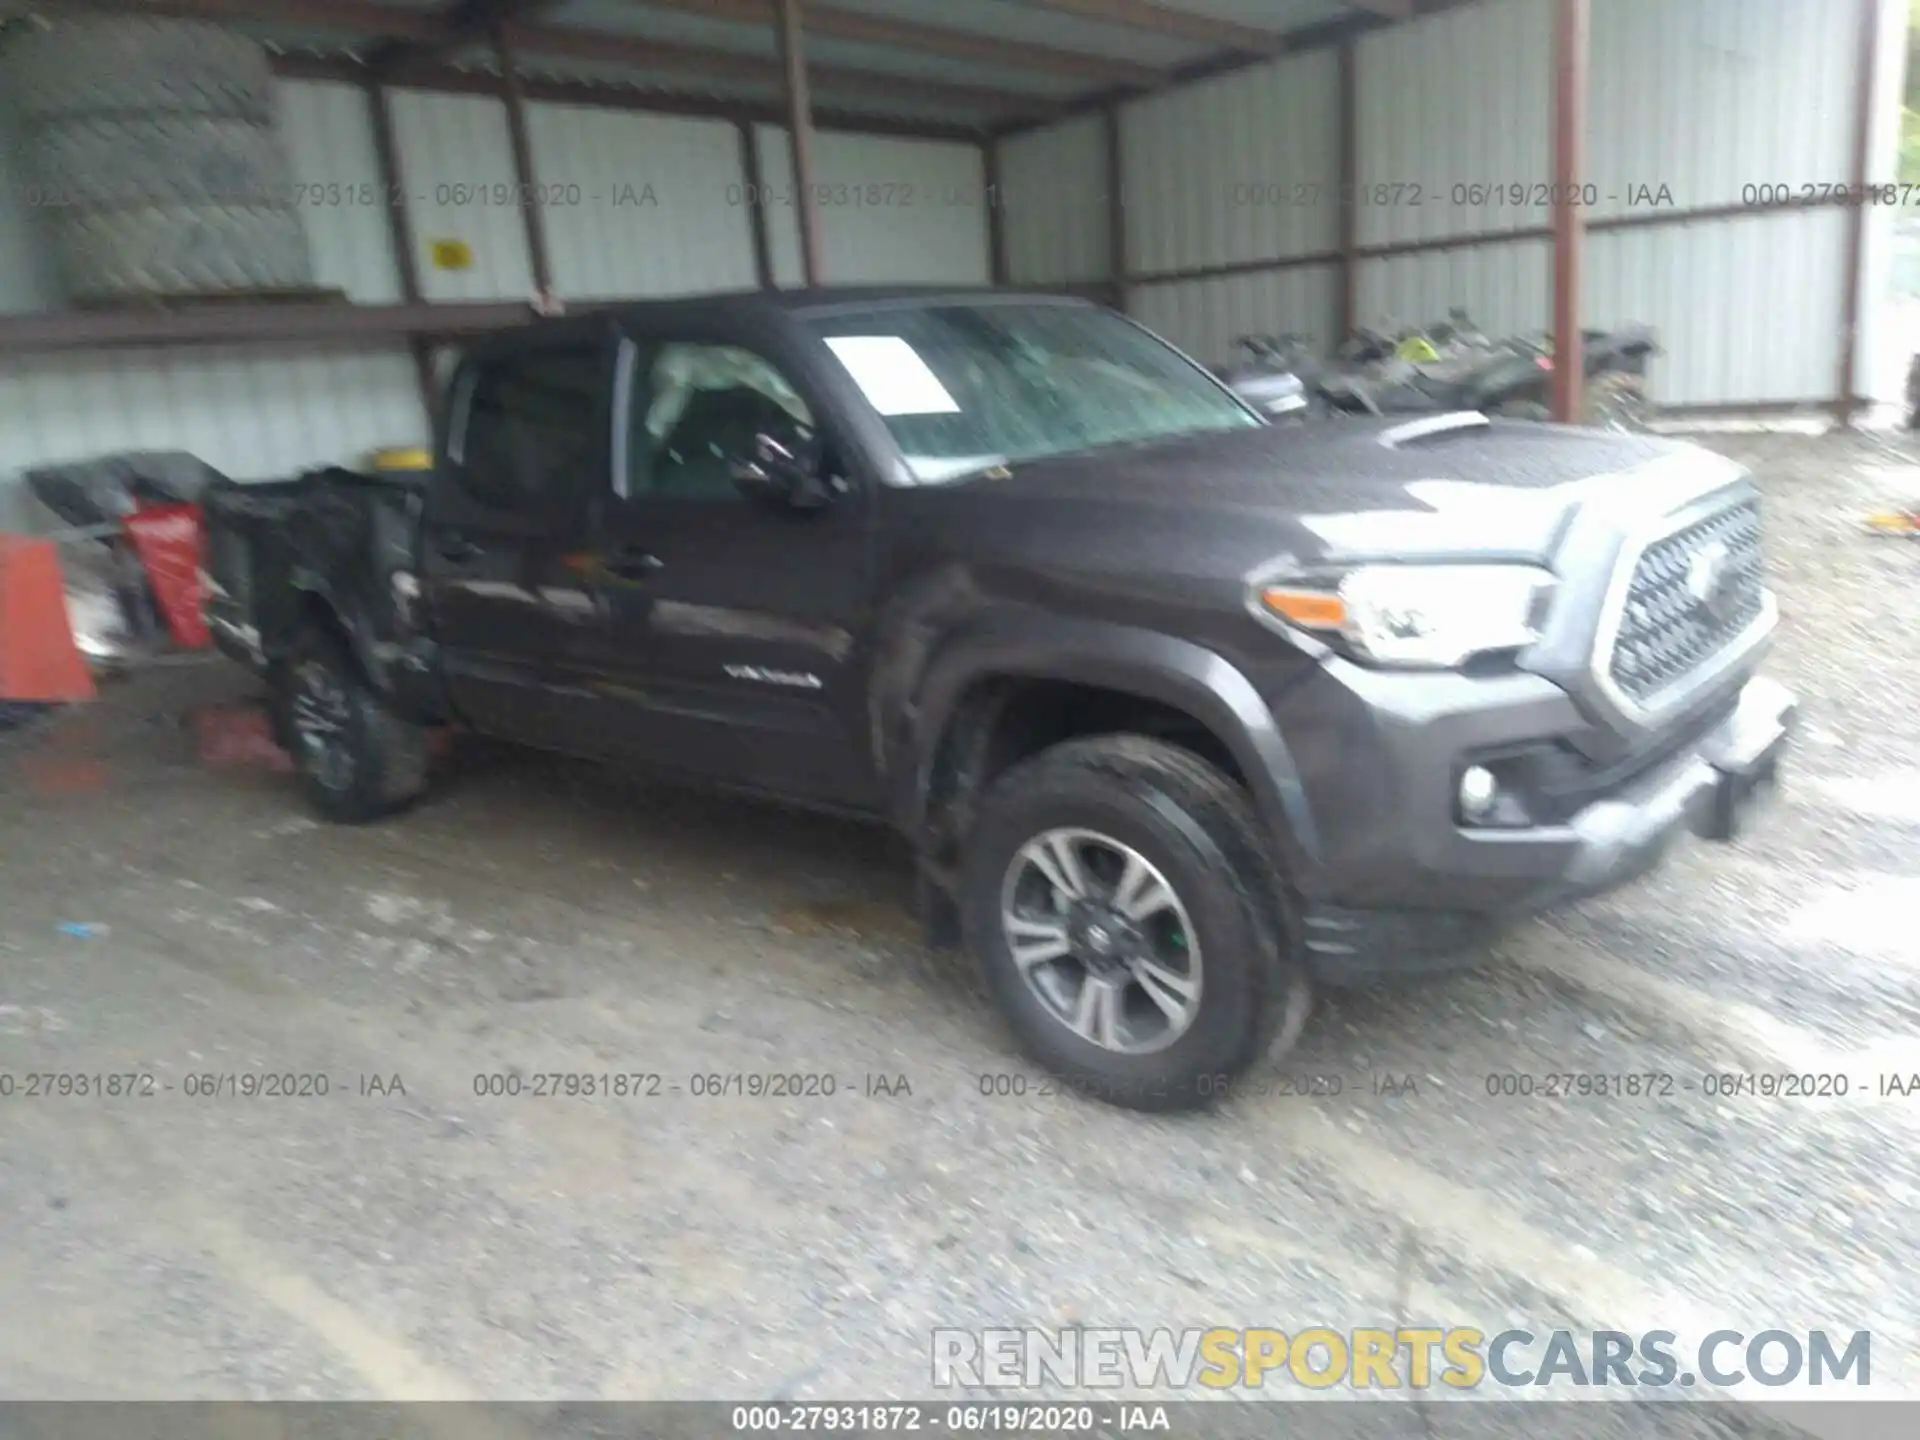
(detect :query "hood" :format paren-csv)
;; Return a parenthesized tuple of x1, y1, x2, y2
(917, 414, 1710, 574)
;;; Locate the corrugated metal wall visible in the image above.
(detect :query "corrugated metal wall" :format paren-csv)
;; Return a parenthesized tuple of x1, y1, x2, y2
(527, 106, 757, 299)
(0, 79, 992, 532)
(997, 114, 1109, 286)
(999, 0, 1891, 407)
(754, 126, 992, 287)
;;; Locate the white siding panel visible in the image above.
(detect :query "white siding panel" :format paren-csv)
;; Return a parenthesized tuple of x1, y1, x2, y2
(756, 127, 991, 288)
(1122, 51, 1341, 276)
(527, 104, 756, 300)
(998, 116, 1110, 286)
(1356, 0, 1553, 247)
(1355, 241, 1551, 342)
(1590, 0, 1858, 218)
(0, 343, 428, 530)
(1130, 265, 1340, 372)
(1589, 210, 1849, 407)
(389, 89, 534, 303)
(274, 80, 405, 304)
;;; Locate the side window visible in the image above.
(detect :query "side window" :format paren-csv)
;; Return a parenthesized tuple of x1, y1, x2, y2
(455, 345, 601, 513)
(628, 342, 814, 501)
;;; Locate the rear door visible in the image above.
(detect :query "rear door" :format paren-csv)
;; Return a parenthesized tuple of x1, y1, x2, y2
(558, 316, 877, 807)
(420, 330, 608, 744)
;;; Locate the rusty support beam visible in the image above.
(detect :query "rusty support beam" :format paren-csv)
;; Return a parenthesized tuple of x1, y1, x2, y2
(1549, 0, 1589, 425)
(364, 79, 440, 423)
(1336, 38, 1359, 342)
(1836, 0, 1883, 426)
(375, 0, 565, 77)
(508, 21, 1044, 122)
(494, 25, 555, 299)
(1103, 103, 1126, 312)
(983, 138, 1010, 286)
(736, 121, 777, 290)
(269, 53, 984, 142)
(0, 301, 545, 356)
(67, 0, 444, 40)
(776, 0, 825, 287)
(633, 0, 1160, 87)
(1022, 0, 1285, 53)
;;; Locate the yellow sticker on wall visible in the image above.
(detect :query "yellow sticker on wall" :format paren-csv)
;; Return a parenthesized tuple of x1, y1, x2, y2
(430, 239, 474, 272)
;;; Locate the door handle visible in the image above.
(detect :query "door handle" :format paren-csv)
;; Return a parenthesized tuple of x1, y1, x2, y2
(604, 546, 664, 580)
(438, 533, 483, 563)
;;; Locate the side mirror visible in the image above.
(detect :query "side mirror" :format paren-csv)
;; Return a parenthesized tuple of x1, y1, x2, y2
(729, 420, 835, 511)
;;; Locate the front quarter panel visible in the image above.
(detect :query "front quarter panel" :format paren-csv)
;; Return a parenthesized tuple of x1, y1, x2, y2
(886, 595, 1322, 882)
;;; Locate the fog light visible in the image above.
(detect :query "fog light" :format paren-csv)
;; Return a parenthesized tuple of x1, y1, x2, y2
(1458, 765, 1499, 822)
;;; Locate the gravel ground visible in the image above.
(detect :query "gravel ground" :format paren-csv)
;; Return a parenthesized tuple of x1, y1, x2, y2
(0, 430, 1916, 1430)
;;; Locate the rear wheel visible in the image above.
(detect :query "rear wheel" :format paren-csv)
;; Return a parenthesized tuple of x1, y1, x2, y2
(283, 629, 428, 824)
(960, 737, 1309, 1112)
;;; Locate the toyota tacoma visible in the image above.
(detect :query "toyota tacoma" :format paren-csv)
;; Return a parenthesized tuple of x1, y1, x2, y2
(203, 288, 1795, 1111)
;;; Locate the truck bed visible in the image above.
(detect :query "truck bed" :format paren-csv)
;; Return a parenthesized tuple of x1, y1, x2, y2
(202, 467, 427, 679)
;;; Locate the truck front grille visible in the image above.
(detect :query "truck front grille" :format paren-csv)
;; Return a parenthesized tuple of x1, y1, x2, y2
(1605, 496, 1766, 707)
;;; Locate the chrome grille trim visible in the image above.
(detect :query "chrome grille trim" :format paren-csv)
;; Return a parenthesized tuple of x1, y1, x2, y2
(1591, 493, 1776, 725)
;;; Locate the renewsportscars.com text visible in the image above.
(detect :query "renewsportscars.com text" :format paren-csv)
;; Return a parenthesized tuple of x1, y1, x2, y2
(931, 1327, 1871, 1392)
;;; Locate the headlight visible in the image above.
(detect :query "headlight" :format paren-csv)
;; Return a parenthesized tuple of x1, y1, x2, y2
(1258, 564, 1556, 668)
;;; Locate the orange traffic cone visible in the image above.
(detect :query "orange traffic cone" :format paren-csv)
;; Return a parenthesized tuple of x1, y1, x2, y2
(0, 536, 97, 704)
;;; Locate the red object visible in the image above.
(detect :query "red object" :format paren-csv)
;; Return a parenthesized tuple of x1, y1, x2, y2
(124, 503, 211, 649)
(0, 534, 97, 703)
(196, 704, 295, 773)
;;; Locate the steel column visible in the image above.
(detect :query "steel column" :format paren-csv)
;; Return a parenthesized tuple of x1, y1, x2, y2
(365, 80, 439, 423)
(983, 138, 1010, 285)
(1336, 38, 1359, 342)
(776, 0, 825, 287)
(1103, 102, 1126, 312)
(1549, 0, 1590, 425)
(737, 120, 777, 290)
(1836, 0, 1883, 426)
(495, 26, 556, 301)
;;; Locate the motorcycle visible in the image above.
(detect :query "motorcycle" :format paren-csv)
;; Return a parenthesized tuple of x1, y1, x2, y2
(1314, 312, 1658, 430)
(1216, 332, 1315, 419)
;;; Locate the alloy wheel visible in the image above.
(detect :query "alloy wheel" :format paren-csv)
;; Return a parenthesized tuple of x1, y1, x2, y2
(998, 827, 1203, 1055)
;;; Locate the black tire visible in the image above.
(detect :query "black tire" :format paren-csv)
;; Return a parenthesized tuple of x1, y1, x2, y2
(960, 736, 1310, 1113)
(282, 629, 428, 825)
(2, 17, 276, 125)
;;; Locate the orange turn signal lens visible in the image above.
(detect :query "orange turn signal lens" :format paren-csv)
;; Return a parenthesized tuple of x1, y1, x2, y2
(1260, 587, 1347, 630)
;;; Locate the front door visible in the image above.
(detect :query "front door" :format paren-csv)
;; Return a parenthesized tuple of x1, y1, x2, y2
(561, 326, 875, 808)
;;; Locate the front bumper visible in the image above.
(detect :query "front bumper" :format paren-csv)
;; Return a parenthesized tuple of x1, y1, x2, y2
(1273, 663, 1796, 983)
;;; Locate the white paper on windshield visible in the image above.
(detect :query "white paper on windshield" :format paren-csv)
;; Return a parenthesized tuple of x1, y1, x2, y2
(823, 335, 960, 416)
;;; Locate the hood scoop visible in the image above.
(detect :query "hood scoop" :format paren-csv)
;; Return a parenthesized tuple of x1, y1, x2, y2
(1376, 412, 1491, 450)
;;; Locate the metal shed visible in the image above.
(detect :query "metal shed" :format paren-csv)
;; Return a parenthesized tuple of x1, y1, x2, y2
(0, 0, 1906, 531)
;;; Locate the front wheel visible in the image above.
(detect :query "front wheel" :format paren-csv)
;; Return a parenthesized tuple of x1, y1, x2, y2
(960, 737, 1310, 1112)
(282, 629, 428, 824)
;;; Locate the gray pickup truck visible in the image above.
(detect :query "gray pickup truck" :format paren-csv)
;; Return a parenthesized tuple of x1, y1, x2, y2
(203, 287, 1795, 1110)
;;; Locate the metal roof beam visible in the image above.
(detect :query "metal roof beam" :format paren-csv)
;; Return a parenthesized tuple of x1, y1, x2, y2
(1015, 0, 1286, 54)
(503, 20, 1056, 120)
(630, 0, 1162, 87)
(374, 0, 567, 76)
(270, 51, 989, 140)
(61, 0, 446, 41)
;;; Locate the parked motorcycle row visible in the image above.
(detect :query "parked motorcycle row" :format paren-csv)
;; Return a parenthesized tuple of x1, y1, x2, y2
(1216, 308, 1658, 430)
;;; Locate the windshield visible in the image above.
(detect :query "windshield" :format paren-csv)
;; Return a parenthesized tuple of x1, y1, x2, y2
(806, 301, 1260, 483)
